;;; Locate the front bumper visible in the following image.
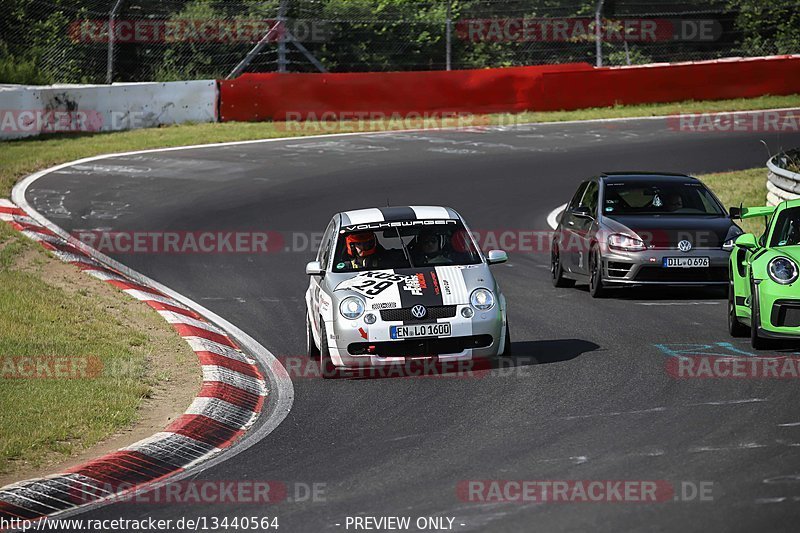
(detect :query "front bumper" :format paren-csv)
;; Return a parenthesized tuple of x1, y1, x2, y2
(754, 281, 800, 338)
(325, 304, 505, 368)
(600, 248, 730, 286)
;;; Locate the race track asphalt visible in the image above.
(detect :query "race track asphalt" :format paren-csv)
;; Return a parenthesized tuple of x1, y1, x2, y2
(24, 116, 800, 532)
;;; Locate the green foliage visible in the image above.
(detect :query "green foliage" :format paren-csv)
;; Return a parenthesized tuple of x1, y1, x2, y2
(1, 0, 799, 82)
(605, 44, 652, 66)
(728, 0, 800, 55)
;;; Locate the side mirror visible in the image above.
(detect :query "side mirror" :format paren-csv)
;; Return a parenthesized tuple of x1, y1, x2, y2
(487, 250, 508, 265)
(734, 233, 758, 250)
(306, 260, 324, 276)
(573, 206, 593, 219)
(729, 206, 742, 219)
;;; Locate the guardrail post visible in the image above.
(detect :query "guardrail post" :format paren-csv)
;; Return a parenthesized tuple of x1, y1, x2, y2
(595, 0, 605, 67)
(445, 0, 452, 71)
(277, 0, 288, 73)
(106, 0, 124, 84)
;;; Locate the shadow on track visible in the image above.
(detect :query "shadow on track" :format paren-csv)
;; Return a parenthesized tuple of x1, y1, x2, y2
(573, 284, 727, 301)
(501, 338, 600, 366)
(328, 338, 599, 380)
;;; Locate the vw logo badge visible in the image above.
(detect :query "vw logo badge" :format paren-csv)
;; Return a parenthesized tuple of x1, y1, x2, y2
(678, 240, 693, 252)
(411, 305, 427, 319)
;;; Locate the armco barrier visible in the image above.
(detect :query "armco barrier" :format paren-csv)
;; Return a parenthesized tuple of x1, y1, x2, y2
(219, 55, 800, 122)
(0, 80, 218, 140)
(218, 63, 592, 121)
(767, 151, 800, 206)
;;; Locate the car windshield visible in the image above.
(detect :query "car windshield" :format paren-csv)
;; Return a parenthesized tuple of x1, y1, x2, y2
(770, 207, 800, 247)
(603, 181, 724, 216)
(332, 220, 482, 273)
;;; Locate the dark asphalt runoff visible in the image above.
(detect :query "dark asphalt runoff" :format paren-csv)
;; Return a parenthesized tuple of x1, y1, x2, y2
(24, 117, 800, 532)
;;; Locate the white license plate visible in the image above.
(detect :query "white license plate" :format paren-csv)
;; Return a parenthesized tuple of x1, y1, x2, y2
(663, 257, 710, 268)
(390, 323, 451, 339)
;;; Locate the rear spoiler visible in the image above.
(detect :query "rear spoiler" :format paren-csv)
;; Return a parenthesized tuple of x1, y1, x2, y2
(728, 205, 776, 220)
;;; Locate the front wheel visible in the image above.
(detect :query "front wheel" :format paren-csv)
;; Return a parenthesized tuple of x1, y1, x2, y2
(318, 321, 339, 378)
(307, 314, 321, 358)
(750, 285, 769, 350)
(728, 285, 748, 338)
(551, 245, 575, 288)
(589, 248, 607, 298)
(499, 323, 512, 356)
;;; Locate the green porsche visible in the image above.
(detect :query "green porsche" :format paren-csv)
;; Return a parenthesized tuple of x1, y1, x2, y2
(729, 199, 800, 348)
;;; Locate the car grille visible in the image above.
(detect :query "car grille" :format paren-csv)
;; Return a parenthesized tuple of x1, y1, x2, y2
(380, 305, 457, 322)
(348, 335, 493, 356)
(771, 300, 800, 328)
(633, 266, 727, 283)
(607, 261, 633, 278)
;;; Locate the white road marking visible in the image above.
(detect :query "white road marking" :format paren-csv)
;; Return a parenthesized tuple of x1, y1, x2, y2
(636, 301, 722, 306)
(546, 203, 567, 230)
(562, 406, 667, 420)
(755, 497, 787, 504)
(687, 398, 767, 406)
(689, 442, 768, 453)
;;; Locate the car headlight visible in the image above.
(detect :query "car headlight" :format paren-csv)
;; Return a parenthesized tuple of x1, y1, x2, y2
(470, 288, 495, 310)
(722, 228, 744, 251)
(339, 296, 365, 320)
(608, 233, 646, 252)
(768, 257, 799, 285)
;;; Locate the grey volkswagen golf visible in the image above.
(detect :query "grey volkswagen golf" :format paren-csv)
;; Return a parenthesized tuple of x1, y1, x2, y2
(551, 172, 743, 297)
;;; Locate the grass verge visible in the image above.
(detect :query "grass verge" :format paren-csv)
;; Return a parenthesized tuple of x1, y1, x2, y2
(0, 94, 789, 477)
(701, 168, 769, 235)
(0, 237, 199, 478)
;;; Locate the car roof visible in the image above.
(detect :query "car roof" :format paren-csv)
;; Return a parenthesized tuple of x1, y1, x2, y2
(338, 206, 461, 226)
(598, 171, 699, 184)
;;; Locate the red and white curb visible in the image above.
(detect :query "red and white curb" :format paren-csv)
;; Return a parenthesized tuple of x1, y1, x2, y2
(0, 198, 276, 522)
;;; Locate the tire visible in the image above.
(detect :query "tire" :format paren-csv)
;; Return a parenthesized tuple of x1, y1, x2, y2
(499, 323, 512, 356)
(750, 284, 769, 350)
(727, 284, 748, 338)
(588, 248, 607, 298)
(318, 321, 339, 379)
(551, 244, 575, 288)
(307, 313, 320, 358)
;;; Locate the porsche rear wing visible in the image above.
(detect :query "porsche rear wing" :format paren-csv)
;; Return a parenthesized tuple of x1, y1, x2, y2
(728, 205, 776, 220)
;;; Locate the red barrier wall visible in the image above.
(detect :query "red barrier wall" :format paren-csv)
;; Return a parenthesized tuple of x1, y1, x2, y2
(536, 55, 800, 111)
(219, 55, 800, 122)
(219, 63, 592, 121)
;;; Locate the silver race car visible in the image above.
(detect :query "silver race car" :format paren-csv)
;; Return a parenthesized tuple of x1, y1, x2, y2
(305, 206, 510, 376)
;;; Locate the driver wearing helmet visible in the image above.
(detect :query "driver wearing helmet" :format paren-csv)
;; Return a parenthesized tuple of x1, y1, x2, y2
(345, 231, 383, 269)
(412, 227, 450, 265)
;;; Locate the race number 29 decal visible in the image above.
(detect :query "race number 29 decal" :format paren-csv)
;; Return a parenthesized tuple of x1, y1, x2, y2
(334, 271, 407, 299)
(350, 279, 394, 297)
